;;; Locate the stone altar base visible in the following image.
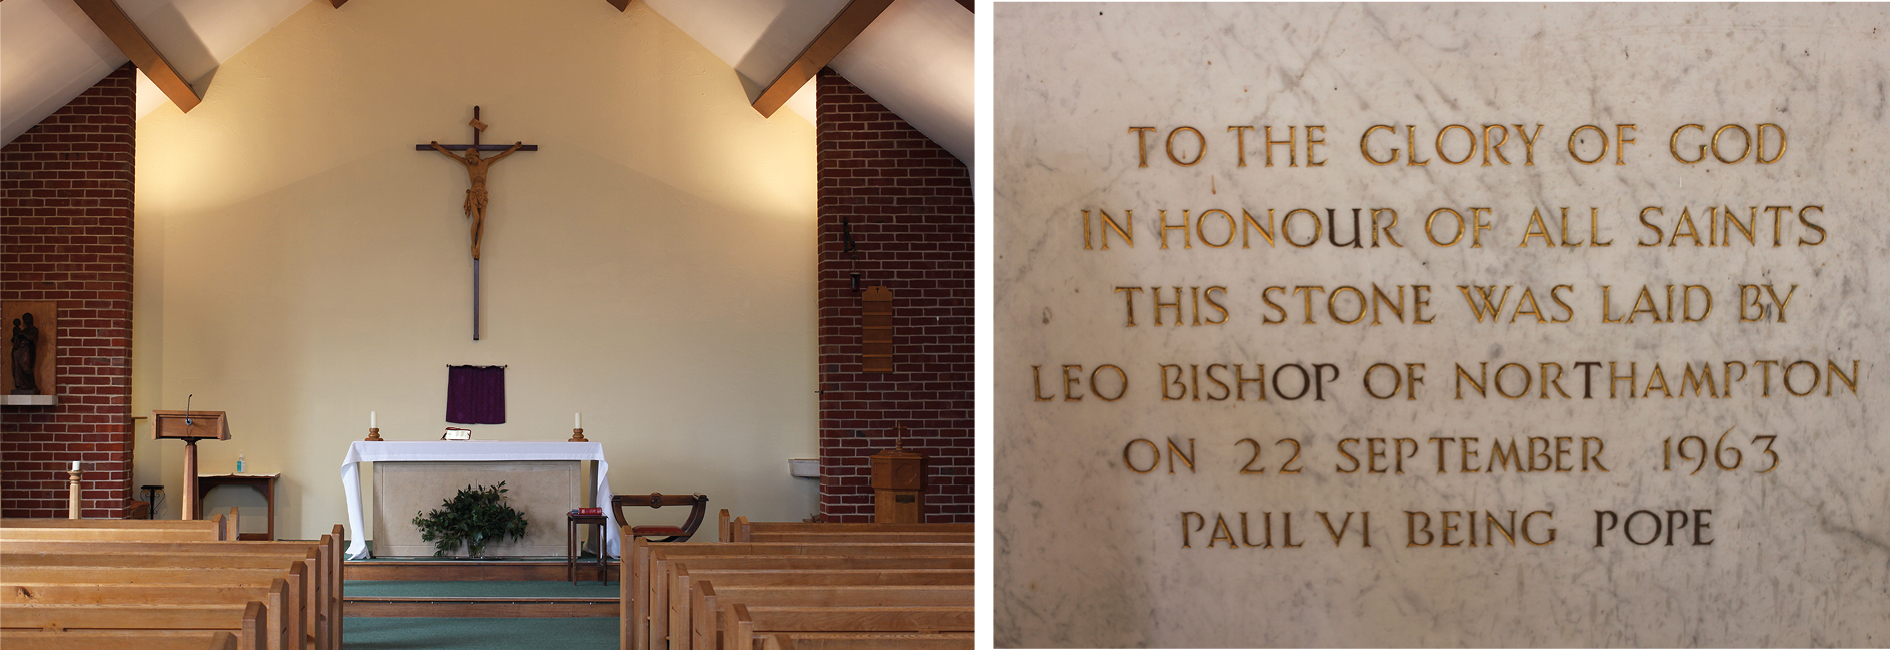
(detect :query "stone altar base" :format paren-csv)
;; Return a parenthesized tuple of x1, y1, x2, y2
(373, 460, 581, 557)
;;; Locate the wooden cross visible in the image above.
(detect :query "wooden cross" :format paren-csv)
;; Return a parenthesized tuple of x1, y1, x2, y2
(416, 106, 539, 341)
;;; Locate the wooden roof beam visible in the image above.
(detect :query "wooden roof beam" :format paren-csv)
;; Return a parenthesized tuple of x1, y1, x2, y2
(606, 0, 631, 11)
(73, 0, 202, 113)
(752, 0, 894, 118)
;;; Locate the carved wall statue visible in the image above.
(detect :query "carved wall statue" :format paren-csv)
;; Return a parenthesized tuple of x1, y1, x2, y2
(10, 313, 39, 395)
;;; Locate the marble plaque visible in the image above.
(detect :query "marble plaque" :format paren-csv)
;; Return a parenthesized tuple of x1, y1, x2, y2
(996, 4, 1890, 647)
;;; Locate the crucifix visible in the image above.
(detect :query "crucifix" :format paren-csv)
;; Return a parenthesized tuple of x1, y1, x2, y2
(416, 106, 538, 340)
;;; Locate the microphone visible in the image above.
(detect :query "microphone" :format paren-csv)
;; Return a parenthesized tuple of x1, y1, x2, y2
(185, 394, 193, 426)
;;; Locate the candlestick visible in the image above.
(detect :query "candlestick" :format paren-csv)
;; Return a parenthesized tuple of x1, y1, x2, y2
(569, 427, 587, 442)
(365, 427, 382, 442)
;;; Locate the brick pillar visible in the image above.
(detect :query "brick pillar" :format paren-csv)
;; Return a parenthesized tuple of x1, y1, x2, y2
(0, 64, 137, 519)
(815, 71, 973, 523)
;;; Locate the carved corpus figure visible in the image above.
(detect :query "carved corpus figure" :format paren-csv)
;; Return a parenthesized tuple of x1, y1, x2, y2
(429, 140, 525, 260)
(11, 313, 39, 394)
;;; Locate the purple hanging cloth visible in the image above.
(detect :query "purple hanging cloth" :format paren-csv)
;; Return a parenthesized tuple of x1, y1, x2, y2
(446, 365, 505, 424)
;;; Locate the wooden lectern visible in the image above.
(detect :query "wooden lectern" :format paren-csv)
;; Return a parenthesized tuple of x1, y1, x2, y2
(153, 410, 230, 520)
(870, 425, 926, 523)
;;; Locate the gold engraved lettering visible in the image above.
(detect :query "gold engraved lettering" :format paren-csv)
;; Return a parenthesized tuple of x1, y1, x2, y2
(1520, 208, 1555, 247)
(1481, 124, 1510, 166)
(1568, 125, 1607, 164)
(1166, 438, 1195, 474)
(1282, 209, 1322, 248)
(1459, 436, 1481, 472)
(1514, 123, 1544, 164)
(1405, 125, 1429, 166)
(1523, 511, 1556, 546)
(1114, 286, 1142, 326)
(1152, 287, 1183, 326)
(1486, 511, 1518, 546)
(1129, 127, 1156, 167)
(1362, 125, 1398, 165)
(1208, 514, 1237, 548)
(1167, 126, 1205, 166)
(1032, 365, 1052, 401)
(1406, 511, 1433, 547)
(1582, 437, 1608, 471)
(1227, 125, 1254, 167)
(1158, 210, 1190, 249)
(1370, 209, 1403, 248)
(1799, 206, 1827, 245)
(1757, 123, 1786, 163)
(1241, 209, 1276, 248)
(1095, 209, 1131, 249)
(1180, 511, 1203, 547)
(1615, 124, 1637, 164)
(1092, 365, 1127, 401)
(1240, 512, 1273, 548)
(1061, 365, 1084, 401)
(1197, 209, 1235, 248)
(1264, 126, 1297, 167)
(1712, 124, 1751, 163)
(1670, 124, 1705, 163)
(1437, 124, 1474, 165)
(1293, 286, 1326, 324)
(1306, 125, 1328, 166)
(1126, 439, 1159, 473)
(1426, 208, 1465, 247)
(1336, 438, 1361, 473)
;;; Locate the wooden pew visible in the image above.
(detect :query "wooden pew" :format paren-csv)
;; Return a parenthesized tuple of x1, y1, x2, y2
(0, 525, 343, 646)
(0, 524, 344, 647)
(689, 584, 971, 650)
(668, 566, 973, 647)
(624, 538, 973, 650)
(764, 632, 974, 650)
(743, 532, 973, 544)
(3, 568, 299, 650)
(1, 510, 238, 540)
(0, 523, 343, 650)
(0, 602, 266, 650)
(1, 537, 337, 650)
(0, 630, 237, 650)
(723, 603, 973, 650)
(716, 512, 972, 543)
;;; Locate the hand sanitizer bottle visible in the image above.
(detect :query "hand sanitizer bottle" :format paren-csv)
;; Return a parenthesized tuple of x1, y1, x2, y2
(237, 453, 245, 473)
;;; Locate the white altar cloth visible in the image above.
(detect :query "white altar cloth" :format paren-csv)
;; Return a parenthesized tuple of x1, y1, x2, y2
(341, 440, 618, 560)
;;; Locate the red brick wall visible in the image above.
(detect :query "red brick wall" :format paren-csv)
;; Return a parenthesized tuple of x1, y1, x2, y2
(816, 71, 973, 523)
(0, 64, 137, 519)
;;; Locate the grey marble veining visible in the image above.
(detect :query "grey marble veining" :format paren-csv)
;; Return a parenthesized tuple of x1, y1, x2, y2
(995, 4, 1890, 647)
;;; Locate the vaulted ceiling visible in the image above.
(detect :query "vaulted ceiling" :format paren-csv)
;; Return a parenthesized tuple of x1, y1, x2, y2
(0, 0, 972, 163)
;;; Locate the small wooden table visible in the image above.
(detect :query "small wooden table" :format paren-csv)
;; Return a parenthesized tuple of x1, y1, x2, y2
(566, 512, 609, 585)
(196, 473, 278, 540)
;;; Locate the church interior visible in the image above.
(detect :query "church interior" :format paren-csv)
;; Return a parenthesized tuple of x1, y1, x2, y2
(0, 0, 975, 647)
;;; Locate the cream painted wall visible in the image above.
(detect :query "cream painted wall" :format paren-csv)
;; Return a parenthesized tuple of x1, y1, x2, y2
(131, 0, 819, 542)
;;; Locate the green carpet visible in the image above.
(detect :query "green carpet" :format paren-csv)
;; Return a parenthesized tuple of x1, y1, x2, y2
(345, 580, 618, 598)
(345, 617, 617, 649)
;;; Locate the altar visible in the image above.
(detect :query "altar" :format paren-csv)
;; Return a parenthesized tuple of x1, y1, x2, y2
(340, 440, 618, 560)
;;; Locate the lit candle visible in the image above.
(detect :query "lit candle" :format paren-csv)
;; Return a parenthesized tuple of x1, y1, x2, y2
(575, 412, 582, 429)
(371, 411, 377, 428)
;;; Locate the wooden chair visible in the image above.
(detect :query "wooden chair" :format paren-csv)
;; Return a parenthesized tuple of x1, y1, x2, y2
(611, 493, 708, 543)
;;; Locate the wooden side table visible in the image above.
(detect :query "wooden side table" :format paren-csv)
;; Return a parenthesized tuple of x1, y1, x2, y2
(566, 512, 609, 585)
(196, 473, 278, 541)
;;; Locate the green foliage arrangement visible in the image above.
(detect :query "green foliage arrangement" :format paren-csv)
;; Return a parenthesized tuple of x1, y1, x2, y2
(412, 482, 529, 557)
